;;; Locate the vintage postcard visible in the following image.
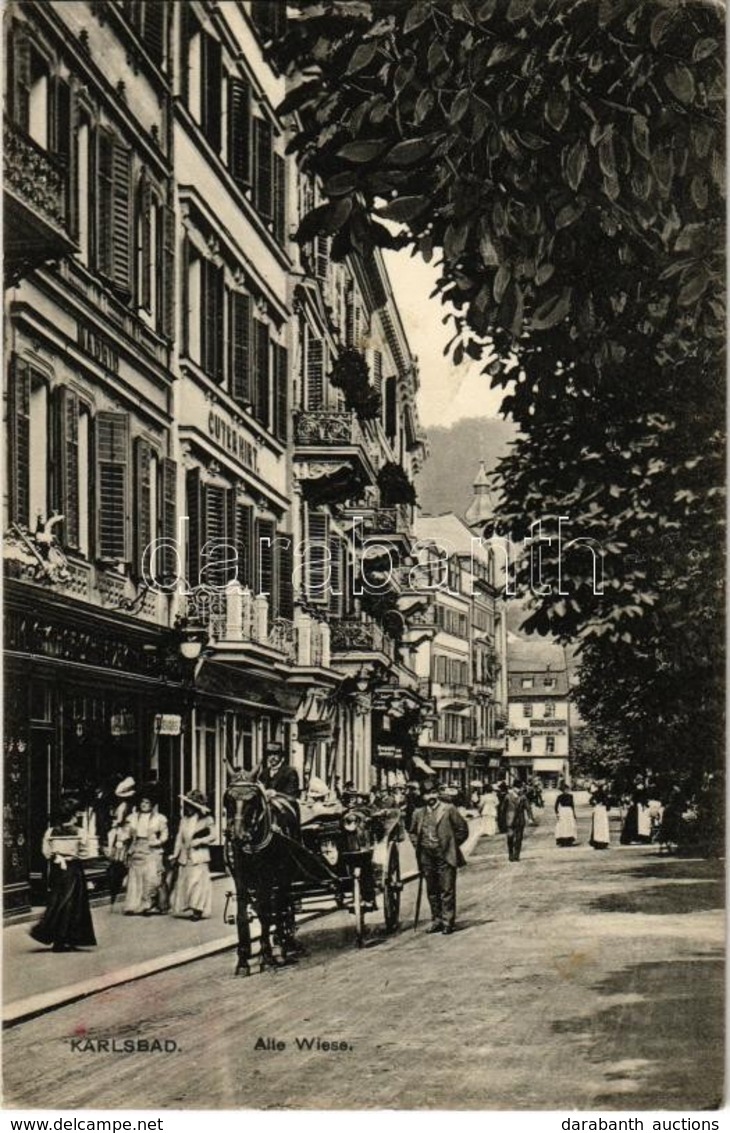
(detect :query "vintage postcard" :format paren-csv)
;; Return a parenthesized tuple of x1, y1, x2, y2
(2, 0, 724, 1117)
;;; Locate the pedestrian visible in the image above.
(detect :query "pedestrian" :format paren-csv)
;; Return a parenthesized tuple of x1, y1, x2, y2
(409, 778, 469, 935)
(122, 785, 169, 915)
(106, 775, 135, 906)
(170, 790, 215, 921)
(497, 780, 527, 861)
(589, 785, 611, 850)
(30, 798, 97, 952)
(479, 784, 498, 837)
(555, 782, 578, 846)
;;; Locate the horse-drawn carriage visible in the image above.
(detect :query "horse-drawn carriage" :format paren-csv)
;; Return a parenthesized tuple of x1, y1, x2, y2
(223, 779, 404, 975)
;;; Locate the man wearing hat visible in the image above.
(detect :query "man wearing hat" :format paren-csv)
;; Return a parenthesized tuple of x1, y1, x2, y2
(409, 778, 469, 935)
(252, 741, 300, 802)
(496, 779, 527, 862)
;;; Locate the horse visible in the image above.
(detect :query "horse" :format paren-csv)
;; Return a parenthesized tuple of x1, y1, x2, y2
(223, 778, 302, 976)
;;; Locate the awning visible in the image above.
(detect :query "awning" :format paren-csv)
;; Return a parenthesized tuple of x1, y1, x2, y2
(195, 662, 300, 715)
(532, 758, 565, 772)
(296, 688, 335, 741)
(412, 755, 435, 775)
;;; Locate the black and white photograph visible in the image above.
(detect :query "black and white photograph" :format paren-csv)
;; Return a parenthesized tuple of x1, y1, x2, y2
(1, 0, 725, 1119)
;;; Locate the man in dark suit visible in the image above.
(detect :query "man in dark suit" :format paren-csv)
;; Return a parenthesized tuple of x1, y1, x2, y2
(409, 779, 469, 935)
(497, 780, 527, 861)
(253, 742, 300, 801)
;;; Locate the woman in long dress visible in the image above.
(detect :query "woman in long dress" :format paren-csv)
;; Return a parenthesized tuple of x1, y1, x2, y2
(480, 785, 498, 837)
(555, 783, 578, 846)
(589, 787, 610, 850)
(170, 790, 215, 920)
(122, 788, 169, 915)
(30, 799, 97, 951)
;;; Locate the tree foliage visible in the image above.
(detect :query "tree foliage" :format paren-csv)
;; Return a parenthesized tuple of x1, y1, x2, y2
(275, 0, 725, 795)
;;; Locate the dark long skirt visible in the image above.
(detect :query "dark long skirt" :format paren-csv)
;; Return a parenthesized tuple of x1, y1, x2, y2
(30, 860, 97, 948)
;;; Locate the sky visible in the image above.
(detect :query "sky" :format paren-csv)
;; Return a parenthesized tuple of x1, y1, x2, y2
(383, 249, 506, 430)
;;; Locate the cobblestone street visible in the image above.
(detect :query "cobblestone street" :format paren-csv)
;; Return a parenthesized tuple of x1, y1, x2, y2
(3, 804, 724, 1111)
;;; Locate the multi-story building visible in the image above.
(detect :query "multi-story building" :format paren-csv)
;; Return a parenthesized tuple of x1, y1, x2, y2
(408, 514, 507, 794)
(2, 0, 428, 913)
(505, 639, 570, 787)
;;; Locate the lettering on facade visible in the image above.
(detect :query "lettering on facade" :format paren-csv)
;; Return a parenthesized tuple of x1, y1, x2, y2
(208, 410, 259, 474)
(78, 323, 119, 374)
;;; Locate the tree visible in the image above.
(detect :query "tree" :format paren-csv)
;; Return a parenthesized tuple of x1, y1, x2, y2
(275, 0, 725, 797)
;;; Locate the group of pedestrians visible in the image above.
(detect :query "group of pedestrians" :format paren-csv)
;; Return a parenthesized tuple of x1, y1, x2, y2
(30, 778, 217, 954)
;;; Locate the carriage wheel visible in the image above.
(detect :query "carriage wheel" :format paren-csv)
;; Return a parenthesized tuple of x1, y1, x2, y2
(383, 843, 401, 934)
(352, 867, 365, 949)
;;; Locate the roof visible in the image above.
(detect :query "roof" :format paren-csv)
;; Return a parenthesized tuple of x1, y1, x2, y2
(507, 639, 567, 673)
(415, 513, 490, 566)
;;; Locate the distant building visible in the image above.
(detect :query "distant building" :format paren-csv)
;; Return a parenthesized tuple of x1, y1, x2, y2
(505, 639, 570, 788)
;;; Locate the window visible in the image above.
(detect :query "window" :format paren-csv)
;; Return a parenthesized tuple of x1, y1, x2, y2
(272, 341, 289, 443)
(544, 676, 556, 688)
(96, 412, 130, 562)
(521, 677, 534, 689)
(229, 290, 253, 408)
(523, 703, 533, 718)
(544, 701, 555, 719)
(120, 2, 166, 67)
(251, 1, 287, 44)
(182, 12, 221, 151)
(254, 320, 270, 426)
(384, 375, 397, 439)
(546, 736, 556, 754)
(522, 737, 532, 753)
(305, 326, 325, 409)
(184, 243, 224, 381)
(97, 130, 133, 299)
(306, 509, 329, 604)
(253, 117, 273, 220)
(76, 115, 91, 265)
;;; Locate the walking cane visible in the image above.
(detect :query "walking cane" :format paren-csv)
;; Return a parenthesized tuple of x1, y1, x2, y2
(413, 827, 424, 931)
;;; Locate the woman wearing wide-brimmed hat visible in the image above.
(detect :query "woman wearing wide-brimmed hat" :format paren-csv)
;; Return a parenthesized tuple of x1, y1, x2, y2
(121, 784, 169, 915)
(169, 790, 215, 920)
(30, 797, 97, 952)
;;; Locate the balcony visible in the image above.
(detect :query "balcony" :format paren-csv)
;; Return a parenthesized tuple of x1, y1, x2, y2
(293, 410, 377, 505)
(4, 119, 76, 284)
(330, 616, 397, 664)
(185, 583, 295, 661)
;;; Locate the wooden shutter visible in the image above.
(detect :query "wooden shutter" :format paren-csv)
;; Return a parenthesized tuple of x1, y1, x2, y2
(328, 534, 343, 616)
(278, 538, 294, 622)
(139, 176, 152, 312)
(230, 291, 253, 407)
(254, 320, 270, 427)
(256, 518, 276, 616)
(253, 117, 273, 219)
(51, 76, 72, 227)
(203, 483, 227, 586)
(8, 358, 31, 527)
(372, 349, 383, 394)
(273, 153, 286, 244)
(385, 375, 397, 438)
(345, 283, 356, 347)
(186, 467, 203, 588)
(142, 1, 166, 66)
(162, 202, 175, 339)
(96, 412, 130, 561)
(306, 329, 324, 409)
(306, 510, 329, 603)
(236, 503, 254, 589)
(161, 457, 177, 579)
(203, 259, 224, 383)
(134, 437, 152, 577)
(11, 29, 31, 129)
(55, 387, 80, 549)
(111, 139, 132, 296)
(202, 33, 222, 152)
(179, 2, 191, 106)
(273, 342, 288, 443)
(315, 235, 328, 283)
(97, 132, 114, 278)
(228, 77, 251, 187)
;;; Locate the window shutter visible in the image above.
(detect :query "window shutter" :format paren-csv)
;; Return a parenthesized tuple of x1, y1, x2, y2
(139, 177, 152, 312)
(236, 503, 254, 589)
(278, 539, 294, 622)
(202, 33, 222, 152)
(142, 1, 166, 66)
(11, 30, 31, 129)
(385, 375, 397, 438)
(203, 484, 227, 587)
(273, 153, 286, 244)
(179, 2, 191, 106)
(162, 202, 175, 339)
(111, 139, 132, 296)
(97, 132, 114, 278)
(230, 291, 253, 407)
(203, 260, 224, 383)
(345, 283, 356, 348)
(186, 467, 203, 588)
(96, 412, 130, 561)
(181, 236, 190, 356)
(56, 387, 80, 549)
(228, 77, 251, 187)
(328, 535, 343, 616)
(306, 510, 329, 603)
(254, 320, 270, 427)
(372, 350, 383, 394)
(306, 330, 324, 409)
(315, 235, 328, 283)
(256, 518, 276, 614)
(134, 437, 152, 577)
(8, 358, 31, 527)
(253, 117, 273, 219)
(52, 77, 72, 228)
(161, 457, 177, 580)
(273, 342, 288, 443)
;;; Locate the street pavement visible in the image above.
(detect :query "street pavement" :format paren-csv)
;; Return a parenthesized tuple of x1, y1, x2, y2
(2, 801, 724, 1110)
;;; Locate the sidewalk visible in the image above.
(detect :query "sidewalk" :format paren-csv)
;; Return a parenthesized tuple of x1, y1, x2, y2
(2, 817, 482, 1026)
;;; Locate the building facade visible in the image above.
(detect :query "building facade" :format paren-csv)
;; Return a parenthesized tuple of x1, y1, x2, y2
(3, 0, 428, 914)
(505, 640, 571, 787)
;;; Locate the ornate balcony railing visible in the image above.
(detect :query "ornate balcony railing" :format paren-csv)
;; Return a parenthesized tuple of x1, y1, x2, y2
(185, 584, 294, 658)
(437, 682, 472, 701)
(4, 119, 68, 232)
(294, 409, 365, 448)
(330, 617, 396, 660)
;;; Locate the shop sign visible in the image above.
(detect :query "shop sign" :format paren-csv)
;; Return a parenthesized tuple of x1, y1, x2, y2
(110, 712, 135, 736)
(377, 746, 401, 760)
(155, 714, 182, 736)
(208, 410, 259, 474)
(530, 718, 567, 728)
(531, 727, 566, 736)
